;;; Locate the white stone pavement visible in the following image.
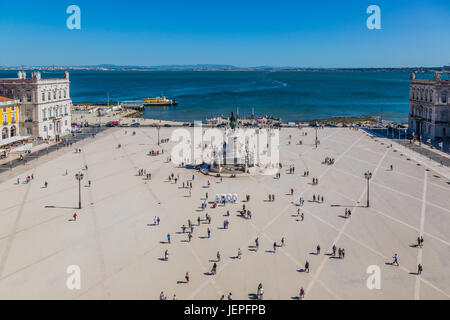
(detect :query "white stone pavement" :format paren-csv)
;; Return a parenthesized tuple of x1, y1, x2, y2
(0, 127, 449, 300)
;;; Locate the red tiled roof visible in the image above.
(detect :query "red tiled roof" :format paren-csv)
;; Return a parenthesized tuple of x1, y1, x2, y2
(0, 96, 12, 102)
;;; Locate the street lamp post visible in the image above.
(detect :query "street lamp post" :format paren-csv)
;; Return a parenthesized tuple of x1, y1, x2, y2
(315, 127, 318, 148)
(364, 171, 372, 208)
(75, 172, 84, 209)
(157, 125, 161, 146)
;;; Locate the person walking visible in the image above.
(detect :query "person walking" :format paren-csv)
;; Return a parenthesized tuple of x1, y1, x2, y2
(258, 284, 264, 300)
(273, 242, 277, 253)
(217, 251, 221, 262)
(207, 228, 211, 238)
(299, 287, 305, 299)
(392, 253, 399, 266)
(167, 233, 171, 244)
(305, 260, 310, 273)
(332, 244, 337, 256)
(316, 244, 321, 255)
(417, 264, 423, 275)
(185, 272, 190, 283)
(73, 213, 77, 221)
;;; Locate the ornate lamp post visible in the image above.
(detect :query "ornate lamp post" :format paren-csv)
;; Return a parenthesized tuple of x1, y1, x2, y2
(364, 171, 372, 208)
(75, 172, 84, 209)
(315, 126, 318, 148)
(157, 125, 161, 146)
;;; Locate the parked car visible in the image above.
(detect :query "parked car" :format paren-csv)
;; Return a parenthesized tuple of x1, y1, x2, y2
(106, 121, 120, 127)
(130, 122, 141, 127)
(119, 123, 129, 127)
(164, 124, 172, 127)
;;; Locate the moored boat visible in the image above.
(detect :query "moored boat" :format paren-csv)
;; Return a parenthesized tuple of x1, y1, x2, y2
(143, 96, 178, 106)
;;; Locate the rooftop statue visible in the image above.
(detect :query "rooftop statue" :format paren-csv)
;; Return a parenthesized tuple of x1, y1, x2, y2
(230, 112, 237, 130)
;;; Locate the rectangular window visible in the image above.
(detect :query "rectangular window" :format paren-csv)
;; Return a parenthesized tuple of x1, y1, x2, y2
(48, 92, 51, 100)
(42, 92, 45, 101)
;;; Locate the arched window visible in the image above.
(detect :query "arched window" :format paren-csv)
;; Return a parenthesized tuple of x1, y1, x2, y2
(2, 127, 9, 139)
(10, 125, 17, 137)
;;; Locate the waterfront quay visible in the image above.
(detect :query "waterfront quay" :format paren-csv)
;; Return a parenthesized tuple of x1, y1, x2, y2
(0, 127, 449, 299)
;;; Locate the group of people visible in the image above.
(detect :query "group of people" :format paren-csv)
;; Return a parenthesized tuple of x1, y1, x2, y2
(312, 194, 324, 203)
(149, 149, 163, 156)
(332, 245, 346, 259)
(344, 208, 352, 218)
(18, 174, 34, 185)
(323, 156, 335, 165)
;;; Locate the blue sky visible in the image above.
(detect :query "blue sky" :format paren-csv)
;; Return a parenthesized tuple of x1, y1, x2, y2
(1, 0, 449, 67)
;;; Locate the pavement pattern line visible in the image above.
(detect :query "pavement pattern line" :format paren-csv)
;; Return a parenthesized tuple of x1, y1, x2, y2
(414, 170, 427, 300)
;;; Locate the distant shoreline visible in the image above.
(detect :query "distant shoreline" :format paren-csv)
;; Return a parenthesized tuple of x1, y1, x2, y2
(1, 66, 448, 73)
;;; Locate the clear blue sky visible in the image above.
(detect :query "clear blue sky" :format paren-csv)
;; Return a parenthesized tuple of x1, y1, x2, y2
(1, 0, 449, 67)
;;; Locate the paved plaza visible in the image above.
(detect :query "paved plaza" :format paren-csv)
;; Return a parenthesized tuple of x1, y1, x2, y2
(0, 127, 449, 300)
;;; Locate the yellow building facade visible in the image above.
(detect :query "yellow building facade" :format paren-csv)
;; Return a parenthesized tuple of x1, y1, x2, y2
(0, 96, 20, 140)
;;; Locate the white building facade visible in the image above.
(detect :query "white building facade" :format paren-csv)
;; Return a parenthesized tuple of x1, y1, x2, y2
(0, 71, 72, 139)
(408, 72, 449, 140)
